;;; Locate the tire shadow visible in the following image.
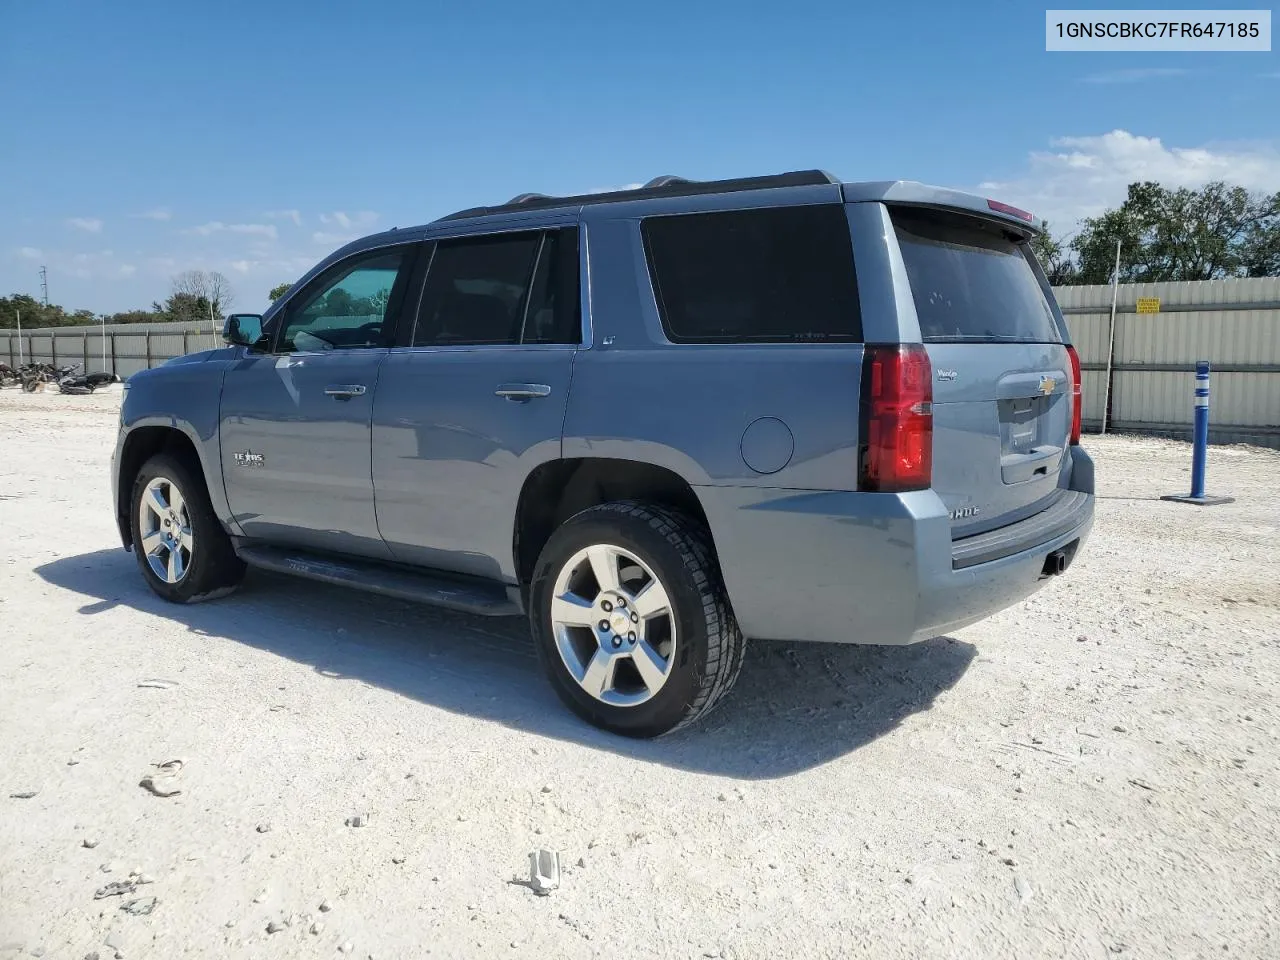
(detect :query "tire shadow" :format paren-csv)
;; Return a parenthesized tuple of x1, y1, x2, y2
(36, 549, 976, 779)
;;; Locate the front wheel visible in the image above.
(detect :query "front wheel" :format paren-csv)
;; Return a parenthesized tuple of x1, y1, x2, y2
(129, 452, 245, 603)
(529, 502, 745, 738)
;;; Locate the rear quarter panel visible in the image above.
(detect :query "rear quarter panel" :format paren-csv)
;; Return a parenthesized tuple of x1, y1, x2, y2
(565, 205, 885, 492)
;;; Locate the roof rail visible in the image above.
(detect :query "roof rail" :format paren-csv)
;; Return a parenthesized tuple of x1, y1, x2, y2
(436, 169, 841, 222)
(643, 175, 691, 188)
(506, 192, 553, 205)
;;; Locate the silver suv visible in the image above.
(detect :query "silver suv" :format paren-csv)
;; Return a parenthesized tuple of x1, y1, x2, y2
(111, 170, 1094, 737)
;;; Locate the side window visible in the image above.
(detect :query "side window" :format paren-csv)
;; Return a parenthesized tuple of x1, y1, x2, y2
(278, 248, 410, 353)
(413, 233, 541, 346)
(522, 228, 581, 345)
(641, 205, 862, 343)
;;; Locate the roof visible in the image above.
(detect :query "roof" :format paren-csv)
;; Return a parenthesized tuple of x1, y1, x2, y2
(434, 170, 841, 222)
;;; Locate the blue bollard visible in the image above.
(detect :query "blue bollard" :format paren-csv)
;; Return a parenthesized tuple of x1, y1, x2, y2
(1189, 360, 1209, 499)
(1162, 359, 1234, 506)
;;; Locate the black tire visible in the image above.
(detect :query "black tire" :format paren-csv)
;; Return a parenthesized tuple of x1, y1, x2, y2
(129, 452, 245, 603)
(529, 501, 746, 738)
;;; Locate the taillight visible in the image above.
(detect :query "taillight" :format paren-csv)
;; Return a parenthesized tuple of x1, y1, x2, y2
(987, 198, 1036, 223)
(859, 344, 933, 492)
(1065, 345, 1083, 445)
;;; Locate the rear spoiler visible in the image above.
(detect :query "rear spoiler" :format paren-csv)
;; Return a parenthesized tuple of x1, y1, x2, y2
(841, 181, 1043, 235)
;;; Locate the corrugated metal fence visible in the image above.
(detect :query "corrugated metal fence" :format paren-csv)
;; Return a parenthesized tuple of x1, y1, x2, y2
(3, 321, 220, 378)
(4, 279, 1278, 445)
(1057, 277, 1280, 447)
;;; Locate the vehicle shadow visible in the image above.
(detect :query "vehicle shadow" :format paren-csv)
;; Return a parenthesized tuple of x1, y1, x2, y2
(36, 549, 976, 780)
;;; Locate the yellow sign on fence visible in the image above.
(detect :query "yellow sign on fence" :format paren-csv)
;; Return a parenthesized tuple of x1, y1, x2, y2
(1136, 297, 1161, 314)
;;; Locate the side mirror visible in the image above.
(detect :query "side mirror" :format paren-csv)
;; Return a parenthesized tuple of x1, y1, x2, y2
(223, 314, 264, 348)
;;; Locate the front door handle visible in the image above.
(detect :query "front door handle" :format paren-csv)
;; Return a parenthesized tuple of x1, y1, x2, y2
(495, 383, 552, 401)
(325, 384, 367, 400)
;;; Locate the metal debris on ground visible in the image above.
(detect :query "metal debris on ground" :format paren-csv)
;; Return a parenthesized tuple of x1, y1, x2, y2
(345, 814, 368, 828)
(136, 680, 178, 690)
(95, 881, 138, 900)
(8, 791, 37, 799)
(527, 849, 561, 896)
(138, 760, 184, 798)
(119, 897, 157, 916)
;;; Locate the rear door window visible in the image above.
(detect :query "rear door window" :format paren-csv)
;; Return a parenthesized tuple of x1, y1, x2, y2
(414, 233, 541, 346)
(641, 205, 861, 343)
(413, 229, 580, 346)
(892, 208, 1062, 344)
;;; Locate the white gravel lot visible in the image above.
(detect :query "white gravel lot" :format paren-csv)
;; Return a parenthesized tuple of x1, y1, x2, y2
(1, 388, 1278, 960)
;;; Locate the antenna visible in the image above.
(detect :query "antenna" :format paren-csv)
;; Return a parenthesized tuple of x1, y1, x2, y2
(39, 265, 49, 306)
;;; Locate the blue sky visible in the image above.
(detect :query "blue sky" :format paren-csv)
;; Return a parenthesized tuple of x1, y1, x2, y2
(1, 0, 1277, 314)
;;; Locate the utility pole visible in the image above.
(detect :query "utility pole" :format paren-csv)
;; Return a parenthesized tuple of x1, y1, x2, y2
(39, 266, 49, 306)
(1100, 238, 1122, 436)
(16, 308, 22, 364)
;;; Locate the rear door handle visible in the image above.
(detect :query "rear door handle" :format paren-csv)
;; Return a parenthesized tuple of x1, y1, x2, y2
(495, 383, 552, 401)
(324, 384, 367, 400)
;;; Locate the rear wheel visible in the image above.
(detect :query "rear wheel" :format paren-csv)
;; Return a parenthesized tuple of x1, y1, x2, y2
(129, 452, 245, 603)
(530, 501, 745, 737)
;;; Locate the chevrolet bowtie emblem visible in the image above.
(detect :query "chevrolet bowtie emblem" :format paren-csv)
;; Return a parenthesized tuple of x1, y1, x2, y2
(1038, 375, 1056, 396)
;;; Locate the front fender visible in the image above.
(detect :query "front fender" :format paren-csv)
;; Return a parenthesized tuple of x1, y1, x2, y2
(113, 353, 236, 546)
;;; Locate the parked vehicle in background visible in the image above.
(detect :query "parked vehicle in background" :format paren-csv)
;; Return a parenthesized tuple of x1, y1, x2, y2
(110, 170, 1095, 737)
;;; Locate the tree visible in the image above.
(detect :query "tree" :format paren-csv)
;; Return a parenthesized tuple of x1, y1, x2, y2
(0, 294, 97, 329)
(1069, 181, 1280, 285)
(1029, 222, 1077, 286)
(160, 292, 215, 324)
(171, 270, 234, 321)
(107, 308, 166, 324)
(268, 282, 292, 302)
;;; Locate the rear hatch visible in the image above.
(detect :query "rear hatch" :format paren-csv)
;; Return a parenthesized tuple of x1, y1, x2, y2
(889, 206, 1073, 538)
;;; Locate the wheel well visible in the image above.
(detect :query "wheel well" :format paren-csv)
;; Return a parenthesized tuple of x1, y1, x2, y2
(116, 427, 204, 549)
(513, 458, 712, 587)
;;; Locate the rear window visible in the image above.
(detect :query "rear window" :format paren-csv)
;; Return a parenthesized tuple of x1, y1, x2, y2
(892, 208, 1062, 344)
(641, 205, 861, 343)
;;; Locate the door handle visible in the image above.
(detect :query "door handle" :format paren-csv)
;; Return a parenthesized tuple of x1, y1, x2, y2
(495, 383, 552, 401)
(325, 384, 367, 400)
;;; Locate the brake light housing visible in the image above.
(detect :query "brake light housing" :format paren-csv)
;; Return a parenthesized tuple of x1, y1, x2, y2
(1066, 344, 1083, 445)
(859, 344, 933, 492)
(987, 198, 1036, 223)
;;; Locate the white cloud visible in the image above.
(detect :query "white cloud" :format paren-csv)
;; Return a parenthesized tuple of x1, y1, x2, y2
(1081, 67, 1189, 84)
(28, 248, 128, 283)
(68, 217, 103, 233)
(318, 211, 378, 230)
(185, 221, 278, 240)
(19, 246, 42, 259)
(229, 260, 254, 274)
(977, 129, 1280, 234)
(264, 209, 303, 226)
(131, 208, 172, 221)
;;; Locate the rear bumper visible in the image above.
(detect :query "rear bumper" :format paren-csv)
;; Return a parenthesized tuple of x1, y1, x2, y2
(696, 447, 1095, 646)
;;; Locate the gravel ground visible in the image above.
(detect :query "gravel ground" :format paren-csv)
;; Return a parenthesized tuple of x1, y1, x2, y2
(1, 388, 1278, 960)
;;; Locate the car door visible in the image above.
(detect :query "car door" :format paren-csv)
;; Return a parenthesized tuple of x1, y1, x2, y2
(372, 225, 579, 581)
(220, 241, 422, 558)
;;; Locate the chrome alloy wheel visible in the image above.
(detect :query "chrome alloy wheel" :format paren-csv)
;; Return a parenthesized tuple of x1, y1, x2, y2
(139, 476, 194, 584)
(549, 544, 677, 707)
